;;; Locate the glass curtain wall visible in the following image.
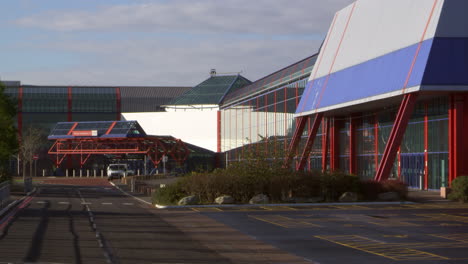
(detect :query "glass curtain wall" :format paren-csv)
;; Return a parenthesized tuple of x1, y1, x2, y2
(222, 79, 306, 164)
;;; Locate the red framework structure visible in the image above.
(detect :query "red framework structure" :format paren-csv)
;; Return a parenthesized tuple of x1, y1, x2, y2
(48, 121, 190, 168)
(374, 93, 418, 182)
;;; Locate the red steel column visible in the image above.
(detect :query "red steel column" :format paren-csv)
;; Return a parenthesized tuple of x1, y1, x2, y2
(296, 113, 324, 171)
(448, 94, 468, 185)
(349, 116, 357, 175)
(321, 118, 329, 172)
(284, 115, 308, 168)
(374, 114, 379, 173)
(330, 117, 341, 171)
(375, 93, 418, 182)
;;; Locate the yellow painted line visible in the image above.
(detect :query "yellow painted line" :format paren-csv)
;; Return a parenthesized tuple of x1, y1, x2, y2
(249, 214, 321, 228)
(191, 207, 222, 212)
(248, 215, 290, 228)
(315, 235, 449, 261)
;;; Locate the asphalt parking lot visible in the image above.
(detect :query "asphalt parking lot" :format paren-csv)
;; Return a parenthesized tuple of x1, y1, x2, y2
(173, 203, 468, 264)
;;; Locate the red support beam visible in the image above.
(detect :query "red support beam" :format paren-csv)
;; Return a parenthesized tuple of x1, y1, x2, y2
(374, 114, 379, 173)
(448, 94, 468, 186)
(296, 113, 324, 171)
(283, 115, 308, 168)
(349, 116, 358, 175)
(330, 118, 342, 172)
(321, 118, 329, 172)
(375, 93, 418, 182)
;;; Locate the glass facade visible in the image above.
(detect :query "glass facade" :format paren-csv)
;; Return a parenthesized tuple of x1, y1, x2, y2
(221, 79, 307, 164)
(222, 89, 450, 189)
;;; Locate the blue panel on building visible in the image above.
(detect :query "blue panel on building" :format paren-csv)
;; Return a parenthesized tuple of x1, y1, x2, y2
(296, 39, 433, 114)
(422, 37, 468, 86)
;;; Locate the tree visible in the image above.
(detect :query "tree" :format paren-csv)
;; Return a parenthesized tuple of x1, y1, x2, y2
(0, 81, 18, 182)
(19, 126, 43, 178)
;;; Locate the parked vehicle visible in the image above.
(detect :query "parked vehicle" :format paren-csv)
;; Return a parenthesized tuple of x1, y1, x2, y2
(107, 164, 134, 180)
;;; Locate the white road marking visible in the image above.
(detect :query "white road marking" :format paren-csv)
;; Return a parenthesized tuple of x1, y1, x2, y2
(81, 202, 92, 205)
(36, 201, 47, 204)
(59, 202, 70, 204)
(123, 203, 134, 206)
(102, 202, 113, 205)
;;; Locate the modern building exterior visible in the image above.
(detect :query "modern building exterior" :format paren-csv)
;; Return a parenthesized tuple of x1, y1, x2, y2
(219, 55, 317, 164)
(124, 72, 251, 152)
(220, 0, 468, 190)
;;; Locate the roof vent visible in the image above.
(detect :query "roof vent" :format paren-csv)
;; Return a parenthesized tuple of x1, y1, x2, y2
(210, 69, 216, 77)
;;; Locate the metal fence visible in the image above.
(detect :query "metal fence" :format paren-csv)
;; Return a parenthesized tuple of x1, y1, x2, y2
(0, 181, 10, 208)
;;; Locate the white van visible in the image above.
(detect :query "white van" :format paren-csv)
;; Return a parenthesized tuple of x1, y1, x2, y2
(107, 164, 134, 180)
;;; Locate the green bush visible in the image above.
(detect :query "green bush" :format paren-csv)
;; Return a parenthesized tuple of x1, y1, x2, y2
(448, 176, 468, 202)
(320, 171, 360, 201)
(152, 179, 188, 205)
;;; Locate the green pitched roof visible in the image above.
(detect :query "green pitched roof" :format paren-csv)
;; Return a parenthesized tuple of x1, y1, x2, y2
(168, 75, 251, 105)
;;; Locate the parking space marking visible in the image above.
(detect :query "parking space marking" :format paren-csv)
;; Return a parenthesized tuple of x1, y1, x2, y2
(431, 233, 468, 243)
(417, 214, 468, 224)
(249, 215, 321, 228)
(315, 235, 448, 261)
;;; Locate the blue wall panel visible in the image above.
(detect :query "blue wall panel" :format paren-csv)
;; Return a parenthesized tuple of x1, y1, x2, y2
(422, 37, 468, 86)
(297, 39, 433, 114)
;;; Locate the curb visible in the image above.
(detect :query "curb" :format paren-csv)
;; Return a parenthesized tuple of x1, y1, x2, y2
(109, 181, 152, 205)
(155, 201, 416, 209)
(0, 188, 37, 218)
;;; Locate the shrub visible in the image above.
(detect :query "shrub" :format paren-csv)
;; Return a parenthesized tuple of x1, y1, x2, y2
(448, 176, 468, 202)
(320, 171, 360, 201)
(152, 179, 188, 205)
(381, 180, 408, 199)
(359, 180, 383, 201)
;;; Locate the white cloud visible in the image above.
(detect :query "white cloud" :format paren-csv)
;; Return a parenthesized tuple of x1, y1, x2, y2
(15, 0, 355, 35)
(5, 37, 322, 86)
(6, 0, 356, 86)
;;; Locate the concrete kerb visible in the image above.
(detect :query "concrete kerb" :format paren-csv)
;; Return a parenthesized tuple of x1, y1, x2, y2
(109, 181, 152, 205)
(109, 181, 419, 209)
(0, 188, 37, 218)
(154, 201, 416, 209)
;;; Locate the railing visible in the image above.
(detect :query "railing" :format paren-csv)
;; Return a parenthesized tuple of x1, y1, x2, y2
(0, 181, 10, 208)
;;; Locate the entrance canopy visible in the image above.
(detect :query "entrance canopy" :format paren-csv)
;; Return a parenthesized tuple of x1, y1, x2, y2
(48, 121, 190, 168)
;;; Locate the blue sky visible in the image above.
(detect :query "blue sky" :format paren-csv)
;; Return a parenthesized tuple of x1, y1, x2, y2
(1, 0, 355, 86)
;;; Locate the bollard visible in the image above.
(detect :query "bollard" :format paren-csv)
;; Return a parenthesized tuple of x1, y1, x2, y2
(137, 169, 140, 176)
(94, 170, 97, 178)
(80, 170, 82, 178)
(101, 170, 104, 178)
(66, 170, 69, 177)
(73, 170, 75, 178)
(87, 170, 89, 178)
(43, 169, 46, 177)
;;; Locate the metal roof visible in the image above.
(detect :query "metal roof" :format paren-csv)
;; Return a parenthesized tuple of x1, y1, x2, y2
(120, 86, 190, 112)
(222, 54, 318, 105)
(167, 75, 251, 106)
(48, 121, 147, 139)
